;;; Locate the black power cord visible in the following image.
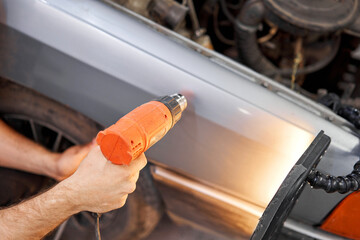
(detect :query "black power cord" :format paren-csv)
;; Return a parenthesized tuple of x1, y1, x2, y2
(92, 212, 102, 240)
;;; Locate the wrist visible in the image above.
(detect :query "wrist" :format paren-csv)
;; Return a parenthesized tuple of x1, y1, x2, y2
(55, 178, 84, 213)
(42, 152, 62, 180)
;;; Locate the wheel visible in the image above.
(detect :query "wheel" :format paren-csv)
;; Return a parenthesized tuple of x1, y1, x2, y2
(0, 78, 163, 240)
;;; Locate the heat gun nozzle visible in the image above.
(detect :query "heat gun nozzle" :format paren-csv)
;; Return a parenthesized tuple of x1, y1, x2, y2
(173, 93, 187, 112)
(156, 93, 187, 126)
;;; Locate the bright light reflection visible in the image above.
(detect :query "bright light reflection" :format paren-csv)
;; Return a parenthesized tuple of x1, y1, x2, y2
(259, 126, 314, 205)
(225, 120, 315, 208)
(238, 108, 251, 115)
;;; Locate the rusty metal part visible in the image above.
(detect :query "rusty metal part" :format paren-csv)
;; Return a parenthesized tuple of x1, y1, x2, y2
(290, 38, 303, 90)
(111, 0, 152, 17)
(148, 0, 188, 30)
(263, 35, 341, 77)
(194, 34, 214, 49)
(235, 0, 341, 79)
(257, 26, 278, 44)
(187, 0, 205, 38)
(264, 0, 359, 33)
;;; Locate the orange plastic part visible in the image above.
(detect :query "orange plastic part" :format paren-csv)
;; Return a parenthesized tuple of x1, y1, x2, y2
(96, 101, 172, 165)
(321, 191, 360, 239)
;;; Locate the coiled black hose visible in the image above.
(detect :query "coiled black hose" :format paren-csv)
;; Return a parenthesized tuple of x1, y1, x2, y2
(338, 105, 360, 129)
(310, 93, 360, 194)
(307, 160, 360, 194)
(319, 93, 360, 129)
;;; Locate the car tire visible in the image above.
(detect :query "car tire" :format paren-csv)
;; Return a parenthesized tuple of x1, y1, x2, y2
(0, 78, 163, 240)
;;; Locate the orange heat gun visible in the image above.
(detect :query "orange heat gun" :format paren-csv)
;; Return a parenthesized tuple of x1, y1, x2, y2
(96, 94, 187, 165)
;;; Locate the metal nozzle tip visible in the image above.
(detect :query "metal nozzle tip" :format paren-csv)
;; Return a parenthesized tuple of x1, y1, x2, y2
(177, 94, 187, 112)
(171, 93, 187, 112)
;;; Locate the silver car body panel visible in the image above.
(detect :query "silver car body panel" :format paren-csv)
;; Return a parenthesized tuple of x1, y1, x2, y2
(0, 0, 359, 237)
(284, 219, 348, 240)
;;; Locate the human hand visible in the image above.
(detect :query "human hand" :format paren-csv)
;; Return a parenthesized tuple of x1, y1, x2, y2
(52, 141, 95, 181)
(62, 146, 147, 213)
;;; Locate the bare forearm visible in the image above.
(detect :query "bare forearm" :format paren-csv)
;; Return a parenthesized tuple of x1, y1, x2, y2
(0, 181, 80, 240)
(0, 119, 57, 178)
(0, 147, 147, 239)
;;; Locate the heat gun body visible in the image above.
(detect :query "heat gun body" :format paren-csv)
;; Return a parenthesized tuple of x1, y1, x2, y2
(96, 94, 187, 165)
